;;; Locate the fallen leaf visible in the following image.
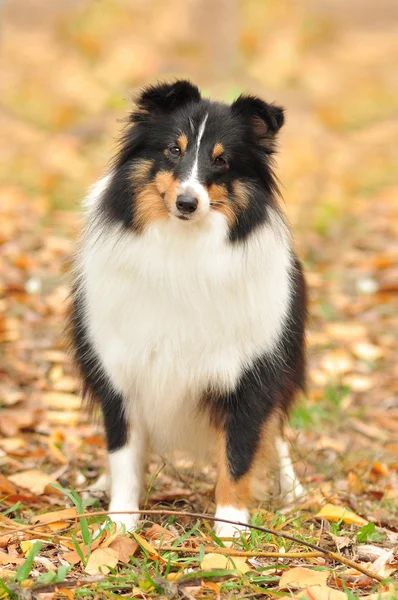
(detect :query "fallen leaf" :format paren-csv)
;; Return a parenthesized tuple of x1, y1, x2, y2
(347, 471, 365, 494)
(351, 342, 384, 361)
(31, 507, 77, 525)
(200, 553, 250, 574)
(0, 437, 26, 452)
(329, 533, 352, 551)
(321, 349, 354, 376)
(0, 408, 43, 437)
(316, 504, 367, 526)
(280, 586, 348, 599)
(20, 540, 46, 554)
(48, 430, 67, 465)
(370, 461, 388, 481)
(85, 547, 119, 575)
(46, 410, 80, 426)
(0, 474, 17, 495)
(279, 567, 329, 590)
(109, 536, 139, 563)
(0, 550, 23, 566)
(132, 532, 159, 559)
(8, 469, 59, 495)
(201, 580, 221, 597)
(41, 392, 81, 411)
(145, 523, 175, 544)
(371, 547, 398, 578)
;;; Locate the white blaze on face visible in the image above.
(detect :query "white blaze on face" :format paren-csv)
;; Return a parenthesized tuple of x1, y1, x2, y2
(179, 114, 210, 212)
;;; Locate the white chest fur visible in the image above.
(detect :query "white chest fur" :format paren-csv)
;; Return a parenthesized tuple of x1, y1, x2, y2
(79, 185, 293, 455)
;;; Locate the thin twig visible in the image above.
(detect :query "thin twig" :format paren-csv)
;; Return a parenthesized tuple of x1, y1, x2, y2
(0, 522, 72, 541)
(156, 546, 324, 559)
(75, 509, 384, 582)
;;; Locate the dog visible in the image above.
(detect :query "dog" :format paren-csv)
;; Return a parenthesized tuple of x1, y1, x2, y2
(70, 80, 307, 539)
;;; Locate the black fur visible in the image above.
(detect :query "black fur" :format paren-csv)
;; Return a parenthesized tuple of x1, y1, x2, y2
(70, 289, 128, 452)
(205, 258, 306, 480)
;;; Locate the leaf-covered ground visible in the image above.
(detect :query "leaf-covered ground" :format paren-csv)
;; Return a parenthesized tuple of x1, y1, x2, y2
(0, 1, 397, 598)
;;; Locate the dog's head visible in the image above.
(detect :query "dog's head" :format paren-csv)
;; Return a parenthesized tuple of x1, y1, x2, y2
(103, 80, 284, 241)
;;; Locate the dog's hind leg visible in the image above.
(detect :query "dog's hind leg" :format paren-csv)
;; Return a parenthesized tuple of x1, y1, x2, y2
(275, 436, 306, 505)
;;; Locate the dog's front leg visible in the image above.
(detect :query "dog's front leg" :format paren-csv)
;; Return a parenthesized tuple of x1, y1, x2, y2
(102, 397, 145, 532)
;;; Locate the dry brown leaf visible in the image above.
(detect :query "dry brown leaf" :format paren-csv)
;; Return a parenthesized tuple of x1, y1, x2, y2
(48, 430, 67, 465)
(280, 586, 348, 599)
(0, 473, 17, 495)
(108, 536, 139, 563)
(84, 547, 119, 575)
(0, 534, 14, 549)
(321, 349, 354, 376)
(371, 548, 398, 578)
(0, 437, 26, 452)
(131, 532, 159, 559)
(46, 410, 80, 426)
(145, 523, 175, 544)
(316, 504, 367, 526)
(8, 469, 59, 495)
(41, 392, 81, 410)
(31, 507, 77, 525)
(351, 342, 384, 361)
(0, 550, 23, 566)
(279, 567, 329, 590)
(201, 580, 221, 597)
(0, 408, 43, 437)
(370, 461, 389, 480)
(328, 533, 352, 551)
(200, 553, 250, 574)
(347, 471, 365, 494)
(362, 591, 398, 600)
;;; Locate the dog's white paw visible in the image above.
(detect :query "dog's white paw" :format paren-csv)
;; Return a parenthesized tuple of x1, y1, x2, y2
(214, 507, 250, 546)
(282, 482, 307, 506)
(109, 505, 140, 532)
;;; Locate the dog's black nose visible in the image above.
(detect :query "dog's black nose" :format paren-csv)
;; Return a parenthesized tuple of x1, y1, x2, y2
(176, 195, 198, 214)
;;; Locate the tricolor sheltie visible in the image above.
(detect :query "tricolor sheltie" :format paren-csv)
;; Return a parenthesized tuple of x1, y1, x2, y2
(71, 80, 307, 539)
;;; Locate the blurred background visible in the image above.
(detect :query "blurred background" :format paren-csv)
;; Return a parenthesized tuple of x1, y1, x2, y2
(0, 0, 397, 522)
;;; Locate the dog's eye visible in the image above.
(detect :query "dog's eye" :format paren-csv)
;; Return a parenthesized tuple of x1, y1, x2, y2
(168, 145, 181, 157)
(214, 156, 228, 168)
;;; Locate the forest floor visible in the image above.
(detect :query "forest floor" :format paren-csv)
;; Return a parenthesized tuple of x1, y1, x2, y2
(0, 1, 397, 598)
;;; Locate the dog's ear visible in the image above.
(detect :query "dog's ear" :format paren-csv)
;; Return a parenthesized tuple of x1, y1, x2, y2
(231, 95, 284, 138)
(132, 80, 201, 121)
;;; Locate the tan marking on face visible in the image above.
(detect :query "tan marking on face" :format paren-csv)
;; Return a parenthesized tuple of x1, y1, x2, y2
(232, 180, 250, 210)
(208, 183, 236, 226)
(177, 133, 188, 153)
(130, 159, 153, 186)
(154, 170, 181, 213)
(134, 181, 169, 231)
(154, 171, 174, 194)
(212, 142, 225, 159)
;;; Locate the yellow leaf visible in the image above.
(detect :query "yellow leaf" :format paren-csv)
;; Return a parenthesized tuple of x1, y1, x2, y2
(167, 572, 182, 582)
(316, 504, 368, 526)
(227, 556, 250, 574)
(279, 567, 329, 590)
(85, 547, 119, 575)
(201, 553, 229, 570)
(132, 532, 159, 559)
(200, 553, 250, 573)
